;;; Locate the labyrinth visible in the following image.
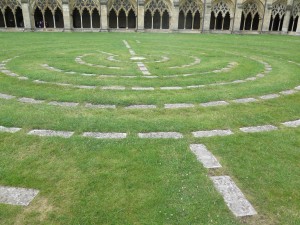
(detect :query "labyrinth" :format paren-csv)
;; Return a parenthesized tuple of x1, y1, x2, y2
(0, 32, 299, 224)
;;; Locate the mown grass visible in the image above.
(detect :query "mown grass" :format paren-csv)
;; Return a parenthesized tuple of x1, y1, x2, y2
(0, 32, 299, 224)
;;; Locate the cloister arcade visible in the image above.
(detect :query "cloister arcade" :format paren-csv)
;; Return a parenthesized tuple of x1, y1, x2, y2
(0, 0, 299, 34)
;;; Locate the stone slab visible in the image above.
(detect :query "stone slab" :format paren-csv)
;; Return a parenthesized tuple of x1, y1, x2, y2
(259, 94, 280, 100)
(125, 105, 157, 109)
(85, 103, 116, 109)
(0, 93, 15, 99)
(200, 101, 229, 107)
(190, 144, 222, 168)
(138, 132, 183, 139)
(210, 176, 257, 217)
(240, 125, 278, 133)
(280, 90, 298, 95)
(132, 87, 154, 91)
(0, 186, 39, 206)
(282, 119, 300, 127)
(192, 129, 233, 138)
(0, 126, 21, 133)
(160, 87, 183, 90)
(101, 86, 126, 90)
(18, 97, 44, 104)
(232, 98, 257, 103)
(48, 101, 79, 107)
(18, 77, 29, 80)
(75, 85, 96, 89)
(164, 103, 195, 109)
(28, 129, 74, 138)
(187, 85, 205, 89)
(294, 86, 300, 90)
(82, 132, 127, 139)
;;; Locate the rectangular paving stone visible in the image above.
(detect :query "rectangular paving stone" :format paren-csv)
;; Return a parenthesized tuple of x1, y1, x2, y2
(200, 101, 229, 107)
(245, 77, 257, 81)
(232, 98, 257, 103)
(0, 186, 39, 206)
(138, 132, 183, 139)
(210, 176, 257, 217)
(48, 101, 79, 107)
(164, 103, 195, 109)
(125, 105, 157, 109)
(85, 103, 116, 109)
(18, 97, 44, 104)
(294, 86, 300, 90)
(28, 129, 74, 138)
(282, 119, 300, 127)
(0, 126, 21, 133)
(280, 90, 298, 95)
(0, 93, 15, 99)
(132, 87, 154, 91)
(82, 132, 127, 139)
(240, 125, 278, 133)
(187, 85, 205, 89)
(192, 129, 233, 138)
(142, 71, 151, 75)
(101, 86, 126, 90)
(18, 77, 29, 80)
(160, 87, 183, 90)
(259, 94, 280, 100)
(75, 85, 96, 89)
(190, 144, 222, 168)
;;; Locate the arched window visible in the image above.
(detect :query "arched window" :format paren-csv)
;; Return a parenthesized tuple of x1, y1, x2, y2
(144, 0, 171, 29)
(92, 8, 100, 28)
(240, 1, 262, 31)
(0, 10, 5, 27)
(15, 7, 23, 27)
(72, 8, 81, 28)
(55, 8, 64, 28)
(210, 1, 232, 30)
(5, 7, 15, 27)
(44, 7, 54, 28)
(269, 1, 286, 31)
(178, 0, 203, 30)
(288, 3, 300, 31)
(108, 0, 136, 29)
(34, 7, 43, 28)
(82, 8, 90, 28)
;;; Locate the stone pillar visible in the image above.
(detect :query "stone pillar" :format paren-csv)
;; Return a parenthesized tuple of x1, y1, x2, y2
(281, 0, 293, 33)
(171, 0, 179, 31)
(232, 1, 243, 33)
(261, 0, 272, 32)
(202, 0, 212, 32)
(137, 0, 145, 31)
(21, 0, 32, 31)
(100, 0, 108, 31)
(62, 0, 72, 31)
(297, 15, 300, 34)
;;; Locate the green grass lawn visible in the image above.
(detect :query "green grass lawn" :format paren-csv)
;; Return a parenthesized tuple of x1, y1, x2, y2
(0, 32, 299, 224)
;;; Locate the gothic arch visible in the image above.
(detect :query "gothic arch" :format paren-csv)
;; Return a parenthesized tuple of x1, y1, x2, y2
(288, 1, 300, 31)
(70, 0, 101, 29)
(240, 0, 264, 31)
(210, 0, 234, 30)
(108, 0, 136, 29)
(269, 0, 287, 31)
(0, 0, 23, 28)
(31, 0, 64, 28)
(144, 0, 172, 29)
(178, 0, 203, 30)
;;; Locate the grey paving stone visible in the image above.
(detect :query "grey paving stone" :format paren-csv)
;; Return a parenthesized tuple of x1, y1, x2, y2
(294, 86, 300, 90)
(210, 176, 257, 217)
(190, 144, 222, 168)
(82, 73, 96, 76)
(280, 90, 298, 95)
(33, 80, 47, 84)
(131, 56, 145, 60)
(240, 125, 278, 133)
(245, 77, 257, 81)
(0, 93, 15, 99)
(74, 85, 96, 89)
(138, 132, 183, 139)
(85, 103, 116, 109)
(0, 126, 21, 133)
(142, 71, 151, 75)
(281, 119, 300, 127)
(200, 101, 229, 107)
(82, 132, 127, 139)
(48, 101, 79, 107)
(102, 86, 126, 90)
(28, 129, 74, 138)
(259, 94, 280, 100)
(125, 105, 157, 109)
(18, 97, 44, 104)
(232, 80, 246, 84)
(232, 98, 257, 103)
(187, 85, 205, 89)
(132, 87, 154, 91)
(18, 76, 29, 80)
(0, 186, 39, 206)
(164, 103, 195, 109)
(65, 71, 76, 74)
(256, 74, 265, 78)
(160, 87, 183, 90)
(56, 83, 71, 87)
(192, 129, 233, 138)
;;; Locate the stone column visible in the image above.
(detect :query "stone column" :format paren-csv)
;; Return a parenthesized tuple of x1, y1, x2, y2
(261, 0, 272, 32)
(281, 0, 293, 33)
(62, 0, 72, 31)
(202, 0, 212, 32)
(297, 15, 300, 34)
(21, 0, 32, 31)
(232, 0, 243, 33)
(137, 0, 145, 31)
(170, 0, 179, 31)
(100, 0, 108, 31)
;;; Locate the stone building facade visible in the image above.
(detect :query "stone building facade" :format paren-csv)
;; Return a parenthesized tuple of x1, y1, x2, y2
(0, 0, 299, 34)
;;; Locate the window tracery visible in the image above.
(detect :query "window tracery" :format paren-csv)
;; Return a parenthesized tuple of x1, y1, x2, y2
(0, 0, 23, 28)
(145, 0, 171, 15)
(108, 0, 136, 15)
(71, 0, 100, 14)
(269, 0, 286, 31)
(212, 1, 230, 17)
(179, 0, 203, 16)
